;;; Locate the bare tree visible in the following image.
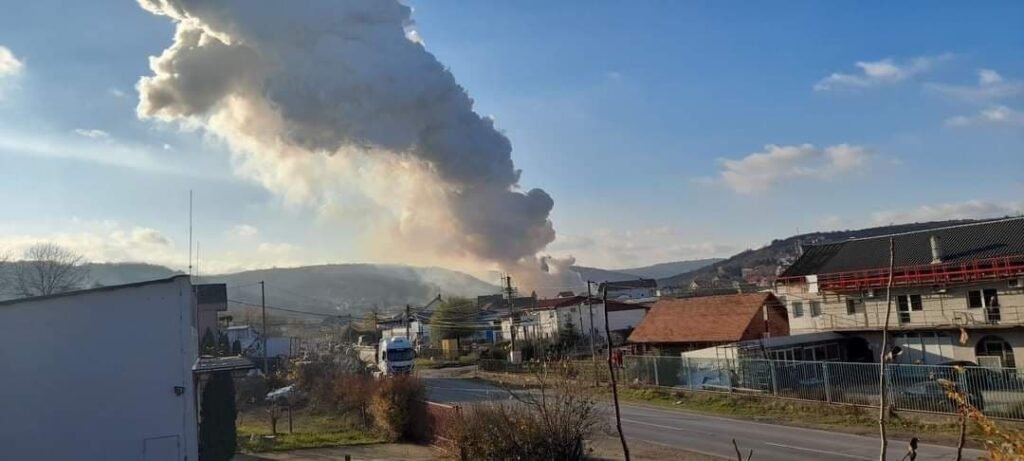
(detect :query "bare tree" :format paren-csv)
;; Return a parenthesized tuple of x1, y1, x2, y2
(12, 243, 89, 297)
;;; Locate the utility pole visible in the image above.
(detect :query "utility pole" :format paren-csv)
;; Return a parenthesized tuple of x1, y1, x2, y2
(586, 281, 597, 362)
(505, 274, 517, 352)
(878, 238, 896, 461)
(405, 304, 411, 340)
(260, 281, 268, 375)
(603, 283, 630, 460)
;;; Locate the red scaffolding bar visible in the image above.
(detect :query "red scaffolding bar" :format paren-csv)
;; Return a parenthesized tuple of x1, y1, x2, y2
(777, 255, 1024, 292)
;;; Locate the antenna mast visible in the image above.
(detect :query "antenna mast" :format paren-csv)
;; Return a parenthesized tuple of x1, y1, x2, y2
(188, 190, 193, 278)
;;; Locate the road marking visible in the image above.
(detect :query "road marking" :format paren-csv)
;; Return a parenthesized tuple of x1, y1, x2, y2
(762, 442, 872, 460)
(623, 417, 873, 460)
(620, 418, 720, 438)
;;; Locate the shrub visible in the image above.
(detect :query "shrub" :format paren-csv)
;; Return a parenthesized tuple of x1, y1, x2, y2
(369, 375, 426, 441)
(452, 363, 602, 460)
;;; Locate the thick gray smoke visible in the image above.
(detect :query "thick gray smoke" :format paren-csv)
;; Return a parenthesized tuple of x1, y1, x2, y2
(136, 0, 555, 264)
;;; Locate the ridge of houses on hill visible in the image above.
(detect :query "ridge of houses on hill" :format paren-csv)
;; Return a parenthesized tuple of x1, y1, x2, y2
(372, 216, 1024, 369)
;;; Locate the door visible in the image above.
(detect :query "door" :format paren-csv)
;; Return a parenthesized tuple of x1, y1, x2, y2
(897, 296, 911, 324)
(143, 436, 180, 461)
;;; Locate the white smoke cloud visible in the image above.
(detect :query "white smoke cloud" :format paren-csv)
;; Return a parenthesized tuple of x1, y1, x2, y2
(0, 46, 23, 77)
(135, 0, 555, 268)
(872, 200, 1024, 225)
(73, 129, 111, 139)
(713, 144, 871, 194)
(927, 69, 1024, 104)
(814, 55, 948, 91)
(945, 105, 1024, 128)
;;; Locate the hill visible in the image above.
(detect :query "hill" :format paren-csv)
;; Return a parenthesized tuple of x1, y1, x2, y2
(614, 259, 723, 280)
(204, 264, 498, 316)
(31, 262, 499, 316)
(657, 219, 983, 289)
(570, 258, 722, 285)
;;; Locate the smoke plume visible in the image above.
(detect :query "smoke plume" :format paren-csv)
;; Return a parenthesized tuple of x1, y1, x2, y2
(136, 0, 555, 265)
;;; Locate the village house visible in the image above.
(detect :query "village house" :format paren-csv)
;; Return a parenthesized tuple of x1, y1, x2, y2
(774, 217, 1024, 366)
(500, 295, 650, 344)
(627, 292, 789, 355)
(600, 278, 658, 301)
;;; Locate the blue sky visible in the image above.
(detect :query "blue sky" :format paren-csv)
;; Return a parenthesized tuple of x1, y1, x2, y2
(0, 1, 1021, 275)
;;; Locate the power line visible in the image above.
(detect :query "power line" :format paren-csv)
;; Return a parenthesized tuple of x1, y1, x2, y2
(228, 298, 340, 318)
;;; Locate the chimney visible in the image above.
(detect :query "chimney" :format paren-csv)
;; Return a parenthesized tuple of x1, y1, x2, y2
(930, 235, 943, 264)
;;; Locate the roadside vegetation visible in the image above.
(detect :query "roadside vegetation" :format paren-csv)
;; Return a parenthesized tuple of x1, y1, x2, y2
(451, 361, 605, 460)
(234, 350, 426, 453)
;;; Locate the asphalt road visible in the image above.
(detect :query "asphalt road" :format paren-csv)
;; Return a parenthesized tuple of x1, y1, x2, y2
(423, 375, 986, 461)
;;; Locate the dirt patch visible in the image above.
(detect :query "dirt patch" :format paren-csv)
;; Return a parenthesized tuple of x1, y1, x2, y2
(234, 443, 439, 461)
(588, 436, 725, 460)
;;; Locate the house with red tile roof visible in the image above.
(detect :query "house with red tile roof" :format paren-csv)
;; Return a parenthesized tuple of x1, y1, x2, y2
(627, 292, 788, 355)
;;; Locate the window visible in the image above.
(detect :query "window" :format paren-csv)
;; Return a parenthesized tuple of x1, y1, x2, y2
(792, 302, 803, 318)
(968, 289, 1000, 308)
(896, 295, 911, 324)
(910, 294, 923, 311)
(810, 301, 822, 317)
(984, 289, 1000, 307)
(968, 290, 984, 308)
(846, 298, 862, 315)
(975, 335, 1015, 368)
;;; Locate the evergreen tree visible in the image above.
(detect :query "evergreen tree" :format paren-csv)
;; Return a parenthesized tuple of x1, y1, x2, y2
(200, 328, 217, 356)
(217, 332, 230, 356)
(198, 371, 237, 461)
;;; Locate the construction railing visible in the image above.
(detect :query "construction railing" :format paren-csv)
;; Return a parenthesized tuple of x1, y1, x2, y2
(622, 355, 1024, 420)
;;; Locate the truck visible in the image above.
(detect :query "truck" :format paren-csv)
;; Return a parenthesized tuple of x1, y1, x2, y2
(377, 336, 416, 376)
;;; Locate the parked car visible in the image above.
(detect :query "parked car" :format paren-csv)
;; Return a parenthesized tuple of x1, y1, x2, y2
(894, 379, 984, 412)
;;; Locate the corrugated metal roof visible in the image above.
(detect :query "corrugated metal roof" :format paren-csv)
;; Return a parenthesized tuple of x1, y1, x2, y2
(782, 217, 1024, 277)
(192, 355, 255, 373)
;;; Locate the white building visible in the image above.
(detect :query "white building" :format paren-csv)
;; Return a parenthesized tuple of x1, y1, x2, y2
(776, 218, 1024, 366)
(0, 275, 199, 461)
(500, 296, 649, 344)
(226, 324, 298, 358)
(600, 278, 658, 301)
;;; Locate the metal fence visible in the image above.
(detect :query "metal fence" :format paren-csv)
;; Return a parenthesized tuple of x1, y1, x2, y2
(622, 355, 1024, 420)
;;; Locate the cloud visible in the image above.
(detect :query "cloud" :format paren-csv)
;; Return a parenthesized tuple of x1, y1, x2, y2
(73, 128, 111, 139)
(0, 46, 23, 77)
(108, 88, 128, 98)
(945, 105, 1024, 127)
(257, 242, 298, 254)
(0, 219, 315, 274)
(872, 200, 1023, 225)
(227, 224, 259, 238)
(815, 55, 948, 91)
(0, 221, 177, 268)
(927, 69, 1024, 103)
(548, 227, 736, 269)
(712, 144, 871, 194)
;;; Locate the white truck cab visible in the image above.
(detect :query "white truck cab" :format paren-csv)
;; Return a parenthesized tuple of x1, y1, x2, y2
(378, 336, 415, 376)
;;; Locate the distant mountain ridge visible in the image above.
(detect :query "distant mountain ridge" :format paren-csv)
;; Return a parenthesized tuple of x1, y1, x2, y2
(570, 258, 723, 285)
(58, 263, 499, 316)
(657, 219, 985, 289)
(614, 258, 724, 279)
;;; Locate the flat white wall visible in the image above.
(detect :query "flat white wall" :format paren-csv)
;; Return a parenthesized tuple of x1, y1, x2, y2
(0, 277, 198, 461)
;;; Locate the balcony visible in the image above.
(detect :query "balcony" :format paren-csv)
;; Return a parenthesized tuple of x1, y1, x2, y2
(811, 255, 1024, 292)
